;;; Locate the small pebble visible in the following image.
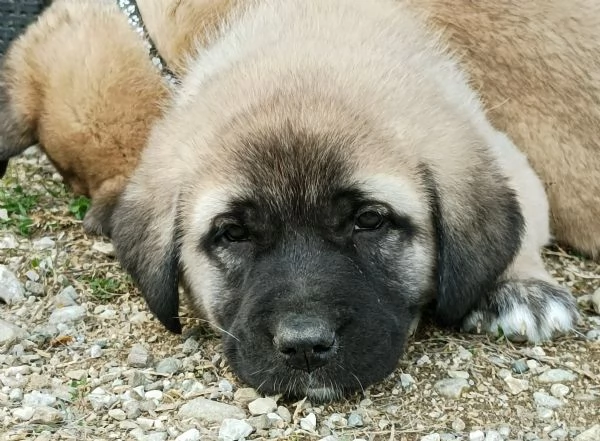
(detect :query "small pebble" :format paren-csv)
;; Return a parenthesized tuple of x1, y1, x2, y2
(25, 280, 44, 295)
(534, 391, 564, 409)
(469, 431, 484, 441)
(108, 408, 126, 421)
(448, 370, 469, 379)
(155, 357, 181, 374)
(174, 428, 201, 441)
(592, 288, 600, 314)
(30, 406, 63, 424)
(0, 319, 28, 346)
(574, 425, 600, 441)
(218, 418, 253, 441)
(48, 305, 86, 324)
(277, 406, 292, 423)
(400, 373, 416, 390)
(128, 344, 153, 368)
(511, 359, 529, 374)
(0, 265, 25, 304)
(32, 237, 55, 250)
(452, 418, 466, 432)
(54, 286, 79, 307)
(145, 390, 164, 401)
(421, 435, 441, 441)
(234, 387, 260, 404)
(89, 344, 102, 358)
(434, 378, 470, 399)
(13, 406, 35, 421)
(182, 337, 199, 355)
(549, 428, 568, 439)
(347, 412, 363, 427)
(536, 407, 554, 420)
(248, 397, 277, 415)
(537, 369, 577, 383)
(218, 379, 233, 393)
(484, 430, 503, 441)
(300, 413, 317, 432)
(92, 241, 115, 256)
(23, 391, 57, 407)
(503, 375, 530, 395)
(178, 397, 246, 423)
(550, 383, 570, 398)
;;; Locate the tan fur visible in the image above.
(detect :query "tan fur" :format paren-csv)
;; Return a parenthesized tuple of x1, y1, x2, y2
(403, 0, 600, 259)
(0, 0, 228, 235)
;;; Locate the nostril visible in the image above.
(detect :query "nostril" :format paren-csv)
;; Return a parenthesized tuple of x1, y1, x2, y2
(313, 341, 335, 354)
(280, 347, 297, 356)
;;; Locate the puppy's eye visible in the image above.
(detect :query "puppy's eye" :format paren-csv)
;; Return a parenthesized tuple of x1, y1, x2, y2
(354, 210, 384, 230)
(223, 224, 250, 242)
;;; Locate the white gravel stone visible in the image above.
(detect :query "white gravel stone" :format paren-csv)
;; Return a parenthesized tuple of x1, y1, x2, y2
(469, 431, 485, 441)
(182, 337, 199, 355)
(48, 305, 86, 324)
(145, 390, 164, 401)
(108, 408, 127, 421)
(32, 237, 55, 250)
(300, 412, 317, 432)
(175, 428, 201, 441)
(155, 357, 182, 374)
(0, 265, 25, 304)
(87, 387, 118, 411)
(536, 407, 554, 420)
(89, 344, 102, 358)
(0, 208, 8, 221)
(92, 241, 115, 256)
(13, 406, 35, 421)
(592, 288, 600, 314)
(178, 397, 246, 423)
(218, 418, 254, 441)
(503, 375, 530, 395)
(23, 391, 57, 407)
(234, 387, 260, 404)
(277, 406, 292, 423)
(25, 280, 44, 295)
(0, 233, 18, 249)
(421, 434, 441, 441)
(550, 428, 568, 439)
(9, 388, 23, 402)
(53, 286, 79, 307)
(448, 370, 469, 379)
(347, 412, 363, 427)
(30, 406, 64, 424)
(434, 378, 470, 398)
(0, 319, 28, 346)
(574, 425, 600, 441)
(248, 397, 277, 415)
(537, 369, 577, 383)
(484, 430, 503, 441)
(128, 344, 153, 368)
(550, 383, 570, 398)
(451, 418, 466, 432)
(400, 373, 416, 390)
(534, 391, 564, 409)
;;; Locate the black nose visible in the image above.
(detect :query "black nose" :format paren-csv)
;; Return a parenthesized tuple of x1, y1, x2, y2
(274, 315, 337, 372)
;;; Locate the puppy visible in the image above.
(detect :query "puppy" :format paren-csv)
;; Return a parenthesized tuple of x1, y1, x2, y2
(111, 0, 591, 401)
(0, 0, 231, 236)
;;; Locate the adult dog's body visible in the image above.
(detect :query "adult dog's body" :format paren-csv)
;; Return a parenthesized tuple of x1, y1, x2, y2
(0, 0, 598, 401)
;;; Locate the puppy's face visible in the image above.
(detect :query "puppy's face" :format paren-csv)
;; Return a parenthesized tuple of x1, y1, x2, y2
(176, 124, 435, 400)
(112, 87, 523, 402)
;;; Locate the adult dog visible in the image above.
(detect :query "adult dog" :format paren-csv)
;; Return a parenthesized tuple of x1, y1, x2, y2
(111, 0, 598, 401)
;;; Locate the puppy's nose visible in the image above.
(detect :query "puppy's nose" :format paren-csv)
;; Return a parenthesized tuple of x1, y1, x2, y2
(274, 315, 336, 372)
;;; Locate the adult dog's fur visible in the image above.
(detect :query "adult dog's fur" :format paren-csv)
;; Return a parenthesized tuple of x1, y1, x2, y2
(0, 0, 231, 235)
(109, 0, 595, 401)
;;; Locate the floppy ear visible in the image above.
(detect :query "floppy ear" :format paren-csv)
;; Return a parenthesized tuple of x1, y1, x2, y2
(110, 173, 183, 334)
(0, 64, 37, 178)
(420, 161, 525, 327)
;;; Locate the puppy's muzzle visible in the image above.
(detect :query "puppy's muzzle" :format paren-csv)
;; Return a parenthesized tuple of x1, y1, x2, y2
(274, 314, 337, 372)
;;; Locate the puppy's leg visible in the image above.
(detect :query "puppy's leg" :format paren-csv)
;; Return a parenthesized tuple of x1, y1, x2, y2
(84, 175, 129, 238)
(462, 131, 579, 342)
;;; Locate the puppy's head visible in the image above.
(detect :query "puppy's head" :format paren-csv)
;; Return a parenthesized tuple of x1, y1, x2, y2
(112, 83, 523, 401)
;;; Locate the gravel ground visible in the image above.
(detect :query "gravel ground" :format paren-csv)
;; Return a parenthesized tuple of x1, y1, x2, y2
(1, 148, 599, 441)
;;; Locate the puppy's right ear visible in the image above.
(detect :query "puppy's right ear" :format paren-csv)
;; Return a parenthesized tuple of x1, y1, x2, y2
(111, 169, 183, 334)
(0, 63, 37, 178)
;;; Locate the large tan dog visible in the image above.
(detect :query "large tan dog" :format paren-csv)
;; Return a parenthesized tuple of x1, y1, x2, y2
(0, 0, 232, 235)
(0, 0, 598, 253)
(109, 0, 597, 401)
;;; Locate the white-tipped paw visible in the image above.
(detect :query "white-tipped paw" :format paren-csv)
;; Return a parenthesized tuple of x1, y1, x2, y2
(462, 280, 579, 343)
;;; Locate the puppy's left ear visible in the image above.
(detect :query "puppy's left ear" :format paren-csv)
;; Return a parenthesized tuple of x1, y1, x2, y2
(110, 157, 183, 334)
(420, 159, 525, 328)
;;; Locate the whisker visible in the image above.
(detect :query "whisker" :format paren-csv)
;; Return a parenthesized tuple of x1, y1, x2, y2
(185, 317, 241, 342)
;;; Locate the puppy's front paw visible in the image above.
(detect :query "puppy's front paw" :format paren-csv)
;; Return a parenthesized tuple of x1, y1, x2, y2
(461, 280, 579, 343)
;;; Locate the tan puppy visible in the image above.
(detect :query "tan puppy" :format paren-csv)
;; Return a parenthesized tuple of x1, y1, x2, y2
(109, 0, 592, 401)
(0, 0, 231, 235)
(404, 0, 600, 260)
